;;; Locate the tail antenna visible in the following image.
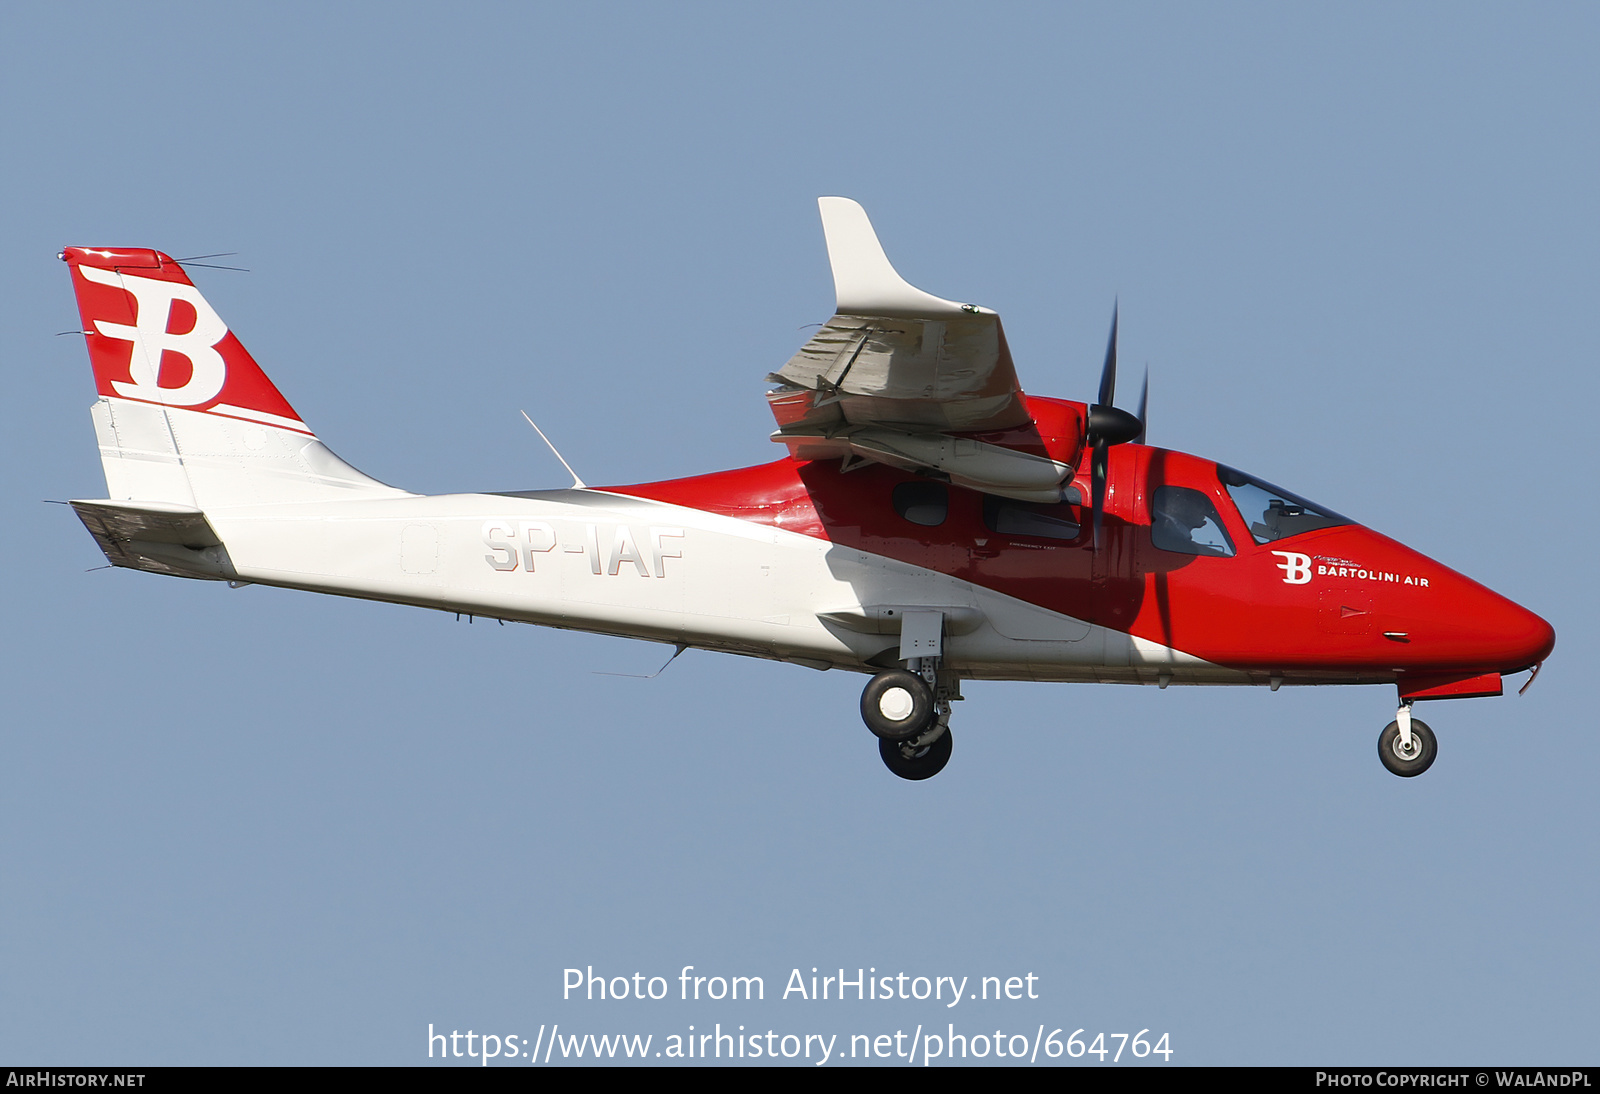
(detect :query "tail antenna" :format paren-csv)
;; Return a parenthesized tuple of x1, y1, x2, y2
(171, 252, 250, 272)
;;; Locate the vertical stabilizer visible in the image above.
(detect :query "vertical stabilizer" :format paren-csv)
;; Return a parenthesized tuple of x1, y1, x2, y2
(61, 247, 407, 508)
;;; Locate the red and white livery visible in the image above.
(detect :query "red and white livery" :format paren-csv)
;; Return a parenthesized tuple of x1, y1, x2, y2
(60, 201, 1554, 779)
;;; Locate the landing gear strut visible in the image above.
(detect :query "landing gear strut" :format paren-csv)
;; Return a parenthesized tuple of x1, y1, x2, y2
(862, 659, 958, 780)
(1378, 701, 1437, 777)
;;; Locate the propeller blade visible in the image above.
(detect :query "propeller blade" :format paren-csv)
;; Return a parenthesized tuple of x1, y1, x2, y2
(1135, 366, 1148, 445)
(1097, 301, 1119, 409)
(1087, 302, 1136, 443)
(1088, 303, 1133, 549)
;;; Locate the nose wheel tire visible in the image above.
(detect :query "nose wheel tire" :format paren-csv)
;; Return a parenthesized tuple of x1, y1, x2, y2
(1378, 717, 1437, 777)
(860, 669, 935, 741)
(879, 729, 953, 781)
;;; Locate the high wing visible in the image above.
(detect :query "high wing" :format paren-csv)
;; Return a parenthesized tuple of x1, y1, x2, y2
(766, 198, 1079, 503)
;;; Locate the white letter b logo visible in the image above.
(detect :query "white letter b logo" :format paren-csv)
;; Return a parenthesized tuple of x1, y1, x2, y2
(80, 265, 228, 407)
(1272, 551, 1312, 584)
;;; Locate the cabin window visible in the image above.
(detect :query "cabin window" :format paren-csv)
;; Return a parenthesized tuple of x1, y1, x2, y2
(1150, 486, 1235, 557)
(1217, 466, 1349, 545)
(982, 495, 1081, 541)
(893, 481, 948, 526)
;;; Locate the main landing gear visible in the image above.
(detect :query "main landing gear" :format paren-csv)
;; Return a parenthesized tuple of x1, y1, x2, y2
(1378, 701, 1437, 777)
(861, 662, 957, 780)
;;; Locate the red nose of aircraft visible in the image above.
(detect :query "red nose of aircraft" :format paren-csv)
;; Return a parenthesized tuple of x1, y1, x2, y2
(1474, 586, 1556, 673)
(1406, 552, 1554, 674)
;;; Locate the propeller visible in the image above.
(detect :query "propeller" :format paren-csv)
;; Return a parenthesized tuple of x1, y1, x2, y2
(1083, 302, 1145, 548)
(1134, 365, 1148, 446)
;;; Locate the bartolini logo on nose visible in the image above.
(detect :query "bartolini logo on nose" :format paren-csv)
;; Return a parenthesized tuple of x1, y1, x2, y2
(1272, 551, 1432, 589)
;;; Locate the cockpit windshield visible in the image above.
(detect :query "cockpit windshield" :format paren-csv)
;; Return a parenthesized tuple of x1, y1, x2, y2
(1217, 466, 1350, 545)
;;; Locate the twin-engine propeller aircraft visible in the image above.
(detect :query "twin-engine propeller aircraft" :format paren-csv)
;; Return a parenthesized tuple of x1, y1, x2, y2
(61, 199, 1553, 780)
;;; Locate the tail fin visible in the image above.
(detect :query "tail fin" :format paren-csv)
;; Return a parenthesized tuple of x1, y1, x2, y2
(61, 247, 404, 508)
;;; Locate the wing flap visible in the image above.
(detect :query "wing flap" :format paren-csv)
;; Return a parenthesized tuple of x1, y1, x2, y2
(769, 312, 1028, 433)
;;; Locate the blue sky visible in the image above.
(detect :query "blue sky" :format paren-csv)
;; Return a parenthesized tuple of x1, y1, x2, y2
(3, 3, 1596, 1066)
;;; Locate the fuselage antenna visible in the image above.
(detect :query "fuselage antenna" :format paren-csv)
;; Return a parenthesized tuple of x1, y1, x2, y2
(520, 410, 587, 489)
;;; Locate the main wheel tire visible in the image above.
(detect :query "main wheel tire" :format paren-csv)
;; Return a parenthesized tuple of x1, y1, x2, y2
(879, 729, 953, 781)
(860, 669, 935, 741)
(1378, 717, 1437, 777)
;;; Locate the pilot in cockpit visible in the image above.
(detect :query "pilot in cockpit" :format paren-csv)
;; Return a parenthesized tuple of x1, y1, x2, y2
(1151, 486, 1235, 557)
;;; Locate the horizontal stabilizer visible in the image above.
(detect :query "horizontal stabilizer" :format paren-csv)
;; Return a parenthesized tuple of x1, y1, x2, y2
(71, 499, 236, 581)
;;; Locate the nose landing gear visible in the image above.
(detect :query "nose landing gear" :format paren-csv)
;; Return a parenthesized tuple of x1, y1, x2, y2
(862, 660, 958, 780)
(1378, 701, 1437, 777)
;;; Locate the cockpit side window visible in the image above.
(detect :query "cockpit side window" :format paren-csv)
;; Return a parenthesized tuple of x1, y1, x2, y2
(1150, 486, 1236, 557)
(893, 481, 948, 527)
(1217, 466, 1349, 545)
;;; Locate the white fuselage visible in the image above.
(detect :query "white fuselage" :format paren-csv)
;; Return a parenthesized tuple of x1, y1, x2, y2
(205, 487, 1237, 685)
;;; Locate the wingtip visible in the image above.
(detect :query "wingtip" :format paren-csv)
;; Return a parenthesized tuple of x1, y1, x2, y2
(814, 197, 980, 319)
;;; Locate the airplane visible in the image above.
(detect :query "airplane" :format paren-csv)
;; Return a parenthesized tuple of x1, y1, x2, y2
(59, 199, 1554, 781)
